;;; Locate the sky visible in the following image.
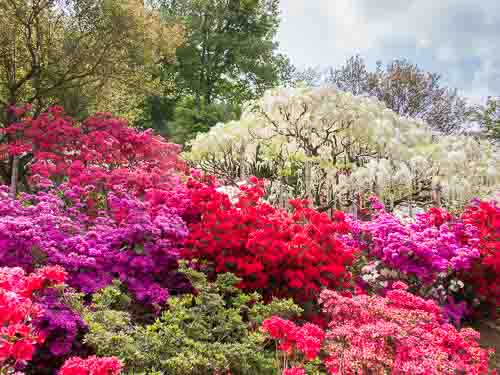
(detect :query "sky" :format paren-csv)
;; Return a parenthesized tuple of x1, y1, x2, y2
(276, 0, 500, 102)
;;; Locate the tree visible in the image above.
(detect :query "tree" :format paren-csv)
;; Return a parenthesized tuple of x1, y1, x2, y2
(186, 87, 500, 210)
(326, 55, 369, 96)
(91, 0, 185, 123)
(0, 0, 184, 195)
(168, 96, 241, 145)
(468, 96, 500, 141)
(0, 0, 184, 122)
(162, 0, 291, 107)
(325, 56, 468, 134)
(291, 66, 324, 88)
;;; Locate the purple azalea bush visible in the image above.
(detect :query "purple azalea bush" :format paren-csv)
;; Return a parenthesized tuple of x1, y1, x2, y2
(349, 197, 482, 323)
(0, 183, 196, 364)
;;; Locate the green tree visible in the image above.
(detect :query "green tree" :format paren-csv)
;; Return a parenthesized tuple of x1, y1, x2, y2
(468, 96, 500, 141)
(0, 0, 184, 193)
(162, 0, 291, 108)
(0, 0, 184, 123)
(169, 97, 241, 145)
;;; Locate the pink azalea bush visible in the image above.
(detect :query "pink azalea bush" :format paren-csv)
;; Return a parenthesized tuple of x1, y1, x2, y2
(262, 282, 496, 374)
(321, 282, 495, 374)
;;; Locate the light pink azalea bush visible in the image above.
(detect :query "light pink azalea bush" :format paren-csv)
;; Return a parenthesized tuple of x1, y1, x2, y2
(262, 282, 496, 375)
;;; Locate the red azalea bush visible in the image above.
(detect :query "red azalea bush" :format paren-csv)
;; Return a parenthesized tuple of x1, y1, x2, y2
(461, 200, 500, 313)
(261, 316, 325, 374)
(59, 355, 122, 375)
(0, 265, 66, 371)
(262, 282, 496, 375)
(183, 177, 356, 306)
(282, 369, 306, 375)
(2, 106, 187, 194)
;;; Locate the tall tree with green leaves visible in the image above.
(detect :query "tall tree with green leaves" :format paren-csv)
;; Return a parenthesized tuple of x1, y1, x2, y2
(468, 96, 500, 141)
(162, 0, 291, 108)
(0, 0, 184, 123)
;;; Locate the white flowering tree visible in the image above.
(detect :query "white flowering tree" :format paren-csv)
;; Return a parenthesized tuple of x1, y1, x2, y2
(185, 87, 500, 211)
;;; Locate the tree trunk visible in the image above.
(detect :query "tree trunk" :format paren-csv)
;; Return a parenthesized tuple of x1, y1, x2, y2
(432, 185, 442, 208)
(304, 159, 312, 201)
(351, 192, 358, 220)
(239, 141, 246, 179)
(10, 156, 19, 199)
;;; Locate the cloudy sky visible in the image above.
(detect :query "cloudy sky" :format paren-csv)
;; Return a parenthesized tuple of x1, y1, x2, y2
(276, 0, 500, 102)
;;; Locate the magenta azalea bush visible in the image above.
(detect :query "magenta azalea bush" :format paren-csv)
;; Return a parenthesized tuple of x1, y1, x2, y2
(0, 182, 197, 369)
(0, 184, 193, 305)
(349, 197, 495, 322)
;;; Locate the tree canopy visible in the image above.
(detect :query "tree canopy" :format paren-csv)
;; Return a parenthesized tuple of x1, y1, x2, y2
(0, 0, 184, 123)
(162, 0, 292, 107)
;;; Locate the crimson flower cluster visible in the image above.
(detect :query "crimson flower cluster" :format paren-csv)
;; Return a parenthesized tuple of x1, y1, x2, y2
(282, 368, 306, 375)
(461, 200, 500, 312)
(183, 178, 355, 305)
(0, 265, 66, 371)
(2, 106, 186, 194)
(59, 355, 122, 375)
(261, 316, 325, 360)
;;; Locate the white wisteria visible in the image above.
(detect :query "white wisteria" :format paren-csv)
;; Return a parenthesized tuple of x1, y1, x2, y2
(185, 87, 500, 210)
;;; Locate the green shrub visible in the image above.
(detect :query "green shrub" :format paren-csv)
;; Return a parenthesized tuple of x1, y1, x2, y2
(82, 266, 302, 374)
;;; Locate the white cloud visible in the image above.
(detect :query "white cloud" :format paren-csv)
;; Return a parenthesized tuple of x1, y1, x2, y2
(277, 0, 500, 100)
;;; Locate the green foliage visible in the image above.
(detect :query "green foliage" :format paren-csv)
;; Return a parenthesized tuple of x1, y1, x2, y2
(162, 0, 291, 106)
(468, 97, 500, 141)
(169, 97, 241, 145)
(83, 265, 302, 374)
(0, 0, 184, 123)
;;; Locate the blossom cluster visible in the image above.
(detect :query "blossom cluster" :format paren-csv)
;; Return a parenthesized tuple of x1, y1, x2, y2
(362, 200, 480, 282)
(0, 265, 66, 371)
(461, 200, 500, 312)
(352, 196, 487, 321)
(183, 177, 355, 305)
(320, 282, 495, 374)
(2, 106, 186, 194)
(186, 87, 500, 210)
(0, 184, 193, 306)
(59, 355, 122, 375)
(261, 316, 325, 364)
